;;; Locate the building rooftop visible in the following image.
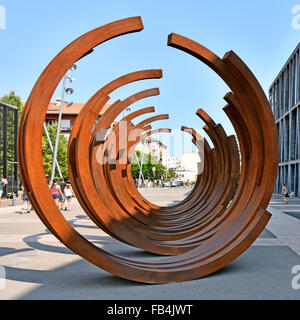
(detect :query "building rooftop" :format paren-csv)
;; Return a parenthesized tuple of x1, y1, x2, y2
(269, 42, 300, 90)
(144, 136, 167, 149)
(46, 102, 112, 115)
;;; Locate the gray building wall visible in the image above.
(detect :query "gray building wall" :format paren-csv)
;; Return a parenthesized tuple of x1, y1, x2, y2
(270, 42, 300, 196)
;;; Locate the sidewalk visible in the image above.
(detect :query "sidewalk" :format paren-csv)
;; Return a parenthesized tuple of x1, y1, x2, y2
(0, 192, 299, 300)
(0, 198, 23, 208)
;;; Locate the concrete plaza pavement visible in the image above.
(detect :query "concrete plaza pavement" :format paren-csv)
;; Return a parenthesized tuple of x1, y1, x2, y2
(0, 187, 300, 300)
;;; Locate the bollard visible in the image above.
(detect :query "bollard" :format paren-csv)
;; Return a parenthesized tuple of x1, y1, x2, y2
(11, 192, 16, 206)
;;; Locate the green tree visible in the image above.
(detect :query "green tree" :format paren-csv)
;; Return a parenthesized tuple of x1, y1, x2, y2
(131, 151, 166, 181)
(167, 168, 177, 179)
(42, 123, 69, 179)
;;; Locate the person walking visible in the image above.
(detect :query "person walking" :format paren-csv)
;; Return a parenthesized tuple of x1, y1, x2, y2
(21, 186, 31, 214)
(58, 178, 66, 211)
(0, 179, 4, 205)
(64, 182, 74, 211)
(50, 180, 64, 207)
(0, 177, 7, 205)
(281, 183, 288, 204)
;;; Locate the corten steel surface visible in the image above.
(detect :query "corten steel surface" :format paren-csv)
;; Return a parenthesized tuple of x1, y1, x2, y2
(18, 16, 278, 283)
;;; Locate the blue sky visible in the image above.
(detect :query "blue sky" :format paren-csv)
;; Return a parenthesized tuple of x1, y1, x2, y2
(1, 0, 300, 156)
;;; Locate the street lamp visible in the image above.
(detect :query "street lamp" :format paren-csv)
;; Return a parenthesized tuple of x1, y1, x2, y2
(65, 88, 74, 95)
(122, 107, 131, 118)
(152, 166, 156, 179)
(67, 75, 75, 83)
(70, 64, 77, 71)
(50, 65, 76, 183)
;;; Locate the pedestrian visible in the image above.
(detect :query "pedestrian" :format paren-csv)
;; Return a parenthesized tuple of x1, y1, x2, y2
(50, 180, 64, 207)
(281, 183, 288, 204)
(0, 177, 8, 204)
(0, 177, 6, 205)
(21, 186, 31, 214)
(58, 178, 66, 210)
(64, 182, 74, 211)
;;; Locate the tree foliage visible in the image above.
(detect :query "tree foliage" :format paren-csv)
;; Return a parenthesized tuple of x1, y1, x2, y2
(167, 168, 177, 179)
(131, 151, 167, 181)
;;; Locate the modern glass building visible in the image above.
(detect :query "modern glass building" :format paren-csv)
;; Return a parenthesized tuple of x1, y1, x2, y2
(0, 101, 18, 197)
(269, 42, 300, 196)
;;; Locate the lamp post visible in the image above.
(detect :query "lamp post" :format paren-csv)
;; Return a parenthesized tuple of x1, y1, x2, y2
(43, 122, 63, 178)
(138, 140, 145, 189)
(50, 64, 76, 184)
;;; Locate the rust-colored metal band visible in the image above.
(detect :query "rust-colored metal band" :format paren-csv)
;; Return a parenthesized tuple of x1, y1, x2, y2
(18, 17, 278, 283)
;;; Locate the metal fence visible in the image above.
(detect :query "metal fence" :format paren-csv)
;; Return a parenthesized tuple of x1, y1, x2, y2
(0, 101, 18, 197)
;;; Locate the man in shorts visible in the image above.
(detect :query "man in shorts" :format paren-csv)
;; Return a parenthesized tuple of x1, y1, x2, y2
(58, 178, 66, 210)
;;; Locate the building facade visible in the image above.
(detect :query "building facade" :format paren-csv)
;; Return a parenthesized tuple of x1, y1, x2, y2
(269, 42, 300, 196)
(162, 155, 181, 170)
(45, 102, 111, 139)
(176, 152, 201, 182)
(135, 137, 167, 164)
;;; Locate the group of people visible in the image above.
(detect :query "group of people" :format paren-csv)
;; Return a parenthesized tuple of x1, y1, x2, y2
(48, 178, 74, 211)
(1, 175, 75, 212)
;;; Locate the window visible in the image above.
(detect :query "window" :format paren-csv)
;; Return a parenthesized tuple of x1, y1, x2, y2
(61, 119, 71, 130)
(47, 120, 55, 126)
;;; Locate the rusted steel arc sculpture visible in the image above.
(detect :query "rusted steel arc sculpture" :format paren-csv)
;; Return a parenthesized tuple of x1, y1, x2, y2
(71, 75, 209, 252)
(124, 119, 238, 231)
(126, 118, 236, 218)
(99, 117, 170, 223)
(67, 70, 163, 247)
(18, 16, 278, 283)
(69, 64, 214, 252)
(72, 86, 185, 255)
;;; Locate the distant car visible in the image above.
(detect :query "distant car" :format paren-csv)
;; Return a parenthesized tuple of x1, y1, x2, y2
(162, 180, 171, 187)
(170, 180, 177, 187)
(176, 180, 184, 186)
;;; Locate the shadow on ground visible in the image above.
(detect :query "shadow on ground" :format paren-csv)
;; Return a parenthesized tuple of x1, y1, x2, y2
(2, 193, 300, 299)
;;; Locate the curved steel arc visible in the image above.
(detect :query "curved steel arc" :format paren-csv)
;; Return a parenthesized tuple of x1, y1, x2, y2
(18, 19, 278, 283)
